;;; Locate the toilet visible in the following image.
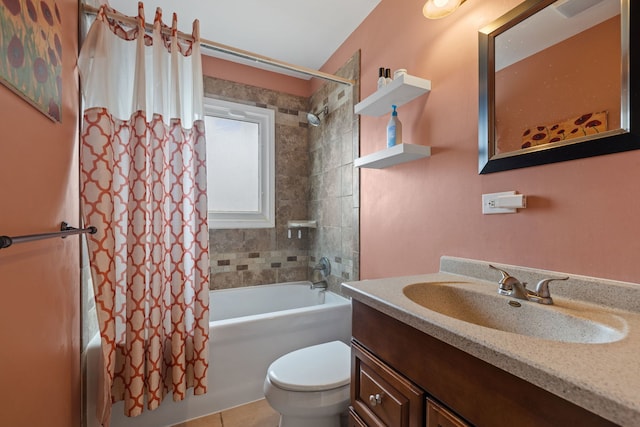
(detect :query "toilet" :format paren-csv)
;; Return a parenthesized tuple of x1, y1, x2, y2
(263, 340, 351, 427)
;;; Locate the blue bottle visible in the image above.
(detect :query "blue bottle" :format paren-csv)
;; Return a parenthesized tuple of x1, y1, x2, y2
(387, 105, 403, 148)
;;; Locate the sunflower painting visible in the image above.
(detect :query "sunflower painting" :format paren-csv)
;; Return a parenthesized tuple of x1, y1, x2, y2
(0, 0, 62, 122)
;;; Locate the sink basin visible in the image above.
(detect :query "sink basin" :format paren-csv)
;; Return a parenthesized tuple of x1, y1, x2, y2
(403, 281, 627, 344)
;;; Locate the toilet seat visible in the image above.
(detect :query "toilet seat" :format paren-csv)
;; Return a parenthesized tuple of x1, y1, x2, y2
(267, 341, 350, 392)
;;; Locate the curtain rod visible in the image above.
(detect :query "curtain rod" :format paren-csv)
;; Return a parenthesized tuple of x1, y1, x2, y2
(80, 3, 354, 87)
(0, 222, 97, 250)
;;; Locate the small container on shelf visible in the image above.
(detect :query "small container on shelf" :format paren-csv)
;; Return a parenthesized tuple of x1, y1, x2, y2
(394, 69, 408, 79)
(386, 105, 403, 148)
(377, 67, 386, 89)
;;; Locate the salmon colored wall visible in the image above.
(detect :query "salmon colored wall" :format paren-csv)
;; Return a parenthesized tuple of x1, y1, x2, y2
(495, 17, 620, 153)
(0, 0, 80, 425)
(321, 0, 640, 284)
(202, 55, 312, 97)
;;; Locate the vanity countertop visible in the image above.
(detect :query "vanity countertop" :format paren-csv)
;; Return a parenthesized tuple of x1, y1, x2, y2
(342, 258, 640, 427)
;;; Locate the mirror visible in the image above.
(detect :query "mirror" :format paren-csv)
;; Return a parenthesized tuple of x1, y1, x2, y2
(479, 0, 638, 174)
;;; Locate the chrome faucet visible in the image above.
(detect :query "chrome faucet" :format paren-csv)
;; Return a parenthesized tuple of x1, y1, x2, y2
(310, 257, 331, 290)
(311, 279, 328, 290)
(313, 256, 331, 277)
(529, 277, 569, 305)
(489, 264, 529, 299)
(488, 265, 568, 305)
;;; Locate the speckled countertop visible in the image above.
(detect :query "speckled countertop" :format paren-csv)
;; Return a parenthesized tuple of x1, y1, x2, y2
(341, 257, 640, 427)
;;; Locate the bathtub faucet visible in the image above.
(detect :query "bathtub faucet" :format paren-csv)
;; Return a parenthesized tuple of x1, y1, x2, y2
(311, 280, 328, 290)
(313, 257, 331, 278)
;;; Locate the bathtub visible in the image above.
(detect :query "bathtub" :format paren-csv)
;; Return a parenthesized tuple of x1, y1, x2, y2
(85, 281, 352, 427)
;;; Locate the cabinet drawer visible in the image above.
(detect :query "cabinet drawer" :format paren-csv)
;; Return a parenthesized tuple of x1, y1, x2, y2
(427, 398, 470, 427)
(349, 408, 369, 427)
(351, 341, 424, 427)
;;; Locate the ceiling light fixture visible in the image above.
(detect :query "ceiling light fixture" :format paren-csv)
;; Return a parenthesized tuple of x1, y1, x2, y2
(423, 0, 466, 19)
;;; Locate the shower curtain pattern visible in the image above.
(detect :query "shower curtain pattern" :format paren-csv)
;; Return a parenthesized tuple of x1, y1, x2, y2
(79, 4, 209, 425)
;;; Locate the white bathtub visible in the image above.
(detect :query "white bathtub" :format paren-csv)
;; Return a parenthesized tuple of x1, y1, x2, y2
(85, 281, 352, 427)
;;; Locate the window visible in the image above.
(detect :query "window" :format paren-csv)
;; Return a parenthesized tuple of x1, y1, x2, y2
(204, 98, 275, 229)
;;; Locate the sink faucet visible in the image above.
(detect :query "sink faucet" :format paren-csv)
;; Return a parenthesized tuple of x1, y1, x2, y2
(489, 265, 529, 298)
(488, 265, 568, 305)
(529, 277, 569, 305)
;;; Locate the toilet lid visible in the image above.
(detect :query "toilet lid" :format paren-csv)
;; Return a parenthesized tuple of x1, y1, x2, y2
(267, 341, 351, 392)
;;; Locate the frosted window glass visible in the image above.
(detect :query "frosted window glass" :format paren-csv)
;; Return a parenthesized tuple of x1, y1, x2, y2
(203, 98, 274, 229)
(206, 117, 260, 212)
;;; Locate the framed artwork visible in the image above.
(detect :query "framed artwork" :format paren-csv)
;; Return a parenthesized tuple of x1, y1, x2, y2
(0, 0, 62, 122)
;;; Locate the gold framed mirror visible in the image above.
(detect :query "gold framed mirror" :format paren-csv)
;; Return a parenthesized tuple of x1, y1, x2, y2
(478, 0, 638, 174)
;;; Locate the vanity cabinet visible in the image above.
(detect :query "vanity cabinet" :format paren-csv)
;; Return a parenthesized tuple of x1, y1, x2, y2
(350, 341, 424, 426)
(349, 339, 469, 427)
(426, 399, 469, 427)
(350, 300, 617, 427)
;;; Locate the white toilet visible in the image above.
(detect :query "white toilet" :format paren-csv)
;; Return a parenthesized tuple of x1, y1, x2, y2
(263, 340, 351, 427)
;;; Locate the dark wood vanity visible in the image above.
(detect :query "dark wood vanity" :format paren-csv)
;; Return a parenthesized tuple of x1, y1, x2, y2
(348, 300, 618, 427)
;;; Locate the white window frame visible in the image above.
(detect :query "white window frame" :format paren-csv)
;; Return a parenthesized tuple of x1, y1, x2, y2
(204, 98, 275, 229)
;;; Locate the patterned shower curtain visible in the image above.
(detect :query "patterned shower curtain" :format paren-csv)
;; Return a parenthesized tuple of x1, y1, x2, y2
(78, 4, 209, 426)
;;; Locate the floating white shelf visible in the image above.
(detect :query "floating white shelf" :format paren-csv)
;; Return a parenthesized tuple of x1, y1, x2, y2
(354, 74, 431, 117)
(354, 143, 431, 169)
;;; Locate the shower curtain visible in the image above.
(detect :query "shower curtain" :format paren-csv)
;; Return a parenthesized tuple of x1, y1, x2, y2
(78, 4, 209, 425)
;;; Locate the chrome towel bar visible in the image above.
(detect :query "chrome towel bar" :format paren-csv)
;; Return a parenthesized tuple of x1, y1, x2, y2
(0, 222, 97, 250)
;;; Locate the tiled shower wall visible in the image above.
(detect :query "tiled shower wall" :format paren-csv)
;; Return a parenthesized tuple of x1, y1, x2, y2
(309, 53, 360, 293)
(204, 77, 312, 289)
(206, 51, 360, 291)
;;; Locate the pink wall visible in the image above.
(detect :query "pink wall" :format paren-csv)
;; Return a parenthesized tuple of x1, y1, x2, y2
(321, 0, 640, 283)
(202, 55, 312, 97)
(0, 0, 80, 425)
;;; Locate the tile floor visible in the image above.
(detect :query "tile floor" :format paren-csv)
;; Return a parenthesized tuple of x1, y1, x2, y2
(171, 399, 279, 427)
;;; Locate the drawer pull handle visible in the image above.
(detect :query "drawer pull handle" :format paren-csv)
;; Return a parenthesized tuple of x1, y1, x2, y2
(369, 393, 382, 406)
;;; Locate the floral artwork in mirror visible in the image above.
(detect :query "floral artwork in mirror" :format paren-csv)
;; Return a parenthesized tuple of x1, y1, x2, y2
(478, 0, 638, 174)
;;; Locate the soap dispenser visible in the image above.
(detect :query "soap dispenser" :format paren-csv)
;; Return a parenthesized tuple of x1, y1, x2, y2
(387, 105, 402, 148)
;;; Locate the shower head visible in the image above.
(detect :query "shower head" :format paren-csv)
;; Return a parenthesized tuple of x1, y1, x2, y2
(307, 106, 328, 127)
(307, 112, 321, 127)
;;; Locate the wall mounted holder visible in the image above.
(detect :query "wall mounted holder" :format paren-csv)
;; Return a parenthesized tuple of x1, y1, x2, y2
(287, 220, 317, 239)
(354, 73, 432, 168)
(0, 222, 97, 249)
(354, 73, 431, 117)
(354, 143, 431, 169)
